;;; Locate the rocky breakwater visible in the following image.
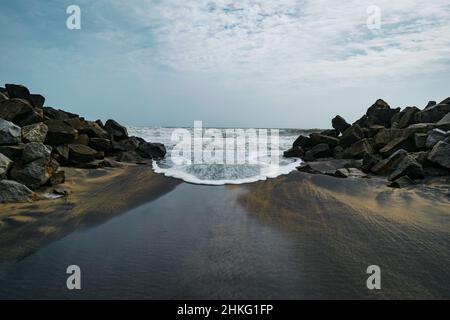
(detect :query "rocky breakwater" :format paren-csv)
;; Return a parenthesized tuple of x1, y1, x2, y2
(0, 83, 167, 203)
(284, 98, 450, 188)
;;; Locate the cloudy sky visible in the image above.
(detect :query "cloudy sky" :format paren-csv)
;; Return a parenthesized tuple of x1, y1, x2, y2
(1, 0, 450, 128)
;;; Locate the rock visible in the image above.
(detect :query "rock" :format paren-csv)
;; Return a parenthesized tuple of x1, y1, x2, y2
(10, 158, 52, 189)
(0, 118, 21, 145)
(74, 134, 90, 146)
(44, 120, 78, 146)
(411, 151, 428, 165)
(304, 143, 331, 161)
(22, 142, 52, 164)
(439, 97, 450, 105)
(371, 149, 407, 175)
(43, 107, 79, 121)
(0, 92, 8, 103)
(0, 153, 13, 179)
(367, 125, 385, 138)
(117, 151, 146, 164)
(68, 144, 97, 163)
(5, 84, 30, 100)
(436, 112, 450, 131)
(22, 122, 48, 143)
(54, 145, 70, 162)
(339, 124, 364, 148)
(388, 156, 424, 181)
(423, 166, 450, 177)
(65, 118, 108, 138)
(49, 170, 65, 185)
(0, 145, 24, 160)
(373, 128, 404, 148)
(426, 129, 448, 149)
(89, 138, 111, 152)
(137, 142, 167, 159)
(309, 133, 339, 148)
(414, 133, 427, 150)
(95, 119, 104, 128)
(427, 141, 450, 169)
(334, 168, 367, 179)
(0, 180, 33, 203)
(332, 115, 351, 134)
(403, 123, 437, 137)
(367, 99, 390, 113)
(362, 153, 381, 173)
(0, 99, 43, 126)
(332, 145, 345, 159)
(112, 136, 142, 152)
(283, 146, 304, 158)
(293, 135, 311, 149)
(53, 186, 70, 196)
(105, 119, 128, 141)
(415, 103, 450, 123)
(28, 94, 45, 108)
(397, 107, 419, 128)
(368, 108, 401, 127)
(379, 136, 416, 158)
(297, 159, 363, 176)
(320, 129, 339, 138)
(388, 176, 416, 188)
(424, 101, 437, 109)
(343, 138, 374, 159)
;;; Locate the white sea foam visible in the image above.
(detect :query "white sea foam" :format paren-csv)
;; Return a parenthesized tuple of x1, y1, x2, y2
(128, 126, 304, 185)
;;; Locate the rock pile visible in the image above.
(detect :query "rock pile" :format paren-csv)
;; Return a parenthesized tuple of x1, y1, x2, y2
(0, 83, 167, 202)
(285, 98, 450, 187)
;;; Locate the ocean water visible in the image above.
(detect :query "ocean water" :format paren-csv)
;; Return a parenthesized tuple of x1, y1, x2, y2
(128, 127, 305, 185)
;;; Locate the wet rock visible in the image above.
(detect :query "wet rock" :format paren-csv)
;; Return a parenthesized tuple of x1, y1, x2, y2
(304, 143, 331, 161)
(105, 119, 128, 141)
(310, 133, 340, 148)
(10, 158, 52, 189)
(283, 146, 304, 158)
(371, 149, 407, 175)
(427, 141, 450, 169)
(0, 180, 33, 203)
(0, 99, 43, 126)
(339, 124, 364, 148)
(0, 153, 13, 179)
(22, 122, 48, 143)
(89, 138, 111, 152)
(426, 129, 448, 149)
(22, 142, 52, 164)
(388, 156, 424, 181)
(0, 118, 21, 145)
(343, 138, 374, 159)
(5, 84, 30, 100)
(137, 142, 167, 160)
(44, 120, 78, 146)
(68, 144, 97, 163)
(332, 115, 351, 134)
(388, 176, 416, 188)
(43, 107, 79, 121)
(379, 136, 416, 157)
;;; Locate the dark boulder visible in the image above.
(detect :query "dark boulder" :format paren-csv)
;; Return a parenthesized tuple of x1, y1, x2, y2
(0, 153, 13, 179)
(388, 156, 424, 181)
(332, 115, 351, 134)
(415, 103, 450, 123)
(29, 94, 45, 108)
(388, 176, 416, 188)
(362, 153, 381, 173)
(371, 149, 407, 175)
(424, 101, 437, 109)
(22, 142, 52, 164)
(68, 144, 97, 163)
(0, 92, 8, 103)
(89, 138, 111, 152)
(320, 129, 339, 138)
(5, 84, 30, 100)
(112, 136, 142, 152)
(0, 118, 21, 145)
(0, 180, 33, 203)
(116, 151, 146, 164)
(0, 98, 43, 126)
(414, 133, 427, 150)
(427, 141, 450, 169)
(379, 136, 416, 158)
(373, 128, 403, 148)
(283, 146, 304, 158)
(54, 145, 70, 163)
(44, 120, 78, 146)
(436, 112, 450, 131)
(293, 135, 311, 149)
(105, 119, 128, 141)
(74, 134, 90, 146)
(343, 139, 374, 159)
(43, 106, 79, 121)
(334, 168, 367, 179)
(22, 122, 48, 143)
(0, 145, 24, 161)
(10, 158, 52, 189)
(426, 129, 448, 149)
(304, 143, 332, 161)
(309, 133, 339, 148)
(137, 142, 167, 160)
(339, 124, 364, 148)
(65, 118, 108, 138)
(397, 107, 419, 128)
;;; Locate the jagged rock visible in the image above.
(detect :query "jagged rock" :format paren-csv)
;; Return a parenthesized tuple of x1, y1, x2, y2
(137, 142, 167, 160)
(22, 122, 48, 143)
(373, 128, 403, 148)
(339, 124, 364, 148)
(105, 119, 128, 141)
(304, 143, 331, 161)
(371, 149, 407, 175)
(439, 97, 450, 105)
(388, 176, 416, 188)
(293, 135, 311, 149)
(343, 138, 374, 159)
(0, 153, 13, 179)
(22, 142, 52, 164)
(0, 118, 21, 145)
(112, 136, 142, 152)
(436, 112, 450, 131)
(43, 107, 79, 120)
(415, 103, 450, 123)
(89, 138, 111, 151)
(44, 120, 78, 146)
(68, 144, 97, 163)
(5, 84, 30, 100)
(379, 136, 416, 157)
(368, 125, 385, 138)
(28, 94, 45, 108)
(117, 151, 146, 164)
(10, 158, 52, 189)
(388, 156, 424, 181)
(397, 107, 419, 128)
(74, 134, 90, 146)
(334, 168, 367, 179)
(362, 153, 381, 173)
(283, 146, 304, 158)
(320, 129, 339, 137)
(310, 133, 339, 148)
(426, 129, 448, 149)
(65, 118, 108, 138)
(414, 133, 427, 150)
(0, 99, 43, 126)
(368, 107, 400, 127)
(49, 170, 65, 185)
(95, 119, 104, 128)
(0, 145, 24, 160)
(424, 101, 437, 109)
(332, 115, 351, 134)
(427, 141, 450, 169)
(0, 180, 33, 203)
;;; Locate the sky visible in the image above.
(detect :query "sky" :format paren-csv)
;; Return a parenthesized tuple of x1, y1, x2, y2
(1, 0, 450, 128)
